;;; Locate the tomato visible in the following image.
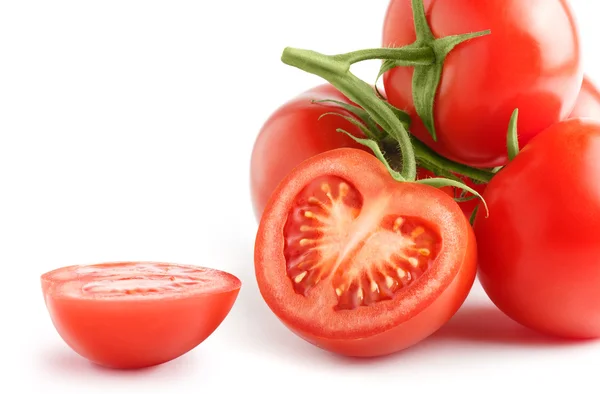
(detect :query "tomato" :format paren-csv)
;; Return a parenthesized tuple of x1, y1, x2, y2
(254, 148, 476, 357)
(569, 75, 600, 120)
(416, 168, 485, 219)
(250, 84, 368, 220)
(382, 0, 583, 168)
(41, 262, 241, 369)
(473, 118, 600, 338)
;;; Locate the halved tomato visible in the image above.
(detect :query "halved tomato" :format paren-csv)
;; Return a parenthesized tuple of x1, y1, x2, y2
(254, 148, 476, 357)
(41, 262, 241, 369)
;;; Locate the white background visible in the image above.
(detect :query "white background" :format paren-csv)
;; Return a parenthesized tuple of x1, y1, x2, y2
(2, 1, 599, 393)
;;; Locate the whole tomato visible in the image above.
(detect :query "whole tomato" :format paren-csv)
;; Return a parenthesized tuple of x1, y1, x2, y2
(250, 84, 368, 220)
(473, 118, 600, 338)
(382, 0, 583, 168)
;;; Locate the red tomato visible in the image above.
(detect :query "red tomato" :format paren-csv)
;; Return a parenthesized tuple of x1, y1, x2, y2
(473, 118, 600, 338)
(250, 84, 368, 220)
(41, 262, 241, 369)
(382, 0, 583, 168)
(570, 75, 600, 120)
(255, 148, 476, 357)
(416, 167, 486, 219)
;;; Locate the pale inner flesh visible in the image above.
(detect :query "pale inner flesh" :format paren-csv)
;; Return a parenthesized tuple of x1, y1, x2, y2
(284, 177, 438, 310)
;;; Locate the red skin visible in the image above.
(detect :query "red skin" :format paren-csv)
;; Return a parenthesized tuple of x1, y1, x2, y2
(255, 148, 476, 357)
(250, 84, 368, 220)
(383, 0, 583, 168)
(473, 118, 600, 338)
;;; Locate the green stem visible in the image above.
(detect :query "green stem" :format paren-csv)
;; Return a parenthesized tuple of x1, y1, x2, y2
(412, 138, 494, 184)
(282, 47, 418, 182)
(335, 46, 435, 66)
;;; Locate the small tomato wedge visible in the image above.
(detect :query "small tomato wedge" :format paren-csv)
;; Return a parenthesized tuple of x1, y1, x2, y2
(41, 262, 241, 369)
(474, 118, 600, 338)
(255, 148, 476, 357)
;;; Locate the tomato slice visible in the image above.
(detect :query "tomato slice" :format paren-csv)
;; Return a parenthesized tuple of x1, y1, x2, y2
(41, 261, 241, 369)
(255, 148, 476, 357)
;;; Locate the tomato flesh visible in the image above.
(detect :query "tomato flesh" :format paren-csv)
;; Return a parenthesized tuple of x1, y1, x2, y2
(473, 119, 600, 338)
(382, 0, 583, 167)
(255, 148, 476, 356)
(284, 175, 440, 311)
(42, 262, 241, 369)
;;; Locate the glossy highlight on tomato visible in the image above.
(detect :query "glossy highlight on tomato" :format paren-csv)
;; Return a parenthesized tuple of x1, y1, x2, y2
(382, 0, 583, 167)
(255, 148, 476, 357)
(473, 118, 600, 339)
(41, 262, 241, 369)
(570, 75, 600, 120)
(250, 84, 368, 220)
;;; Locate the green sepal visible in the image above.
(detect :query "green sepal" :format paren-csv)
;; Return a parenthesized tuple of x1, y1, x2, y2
(507, 108, 520, 161)
(314, 99, 381, 138)
(336, 129, 405, 182)
(469, 205, 480, 226)
(417, 176, 489, 217)
(379, 0, 491, 142)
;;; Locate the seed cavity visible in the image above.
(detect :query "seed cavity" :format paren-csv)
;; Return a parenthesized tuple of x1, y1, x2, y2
(283, 176, 439, 311)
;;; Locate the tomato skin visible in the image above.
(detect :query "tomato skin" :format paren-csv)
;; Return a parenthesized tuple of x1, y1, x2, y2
(473, 119, 600, 338)
(382, 0, 583, 168)
(569, 76, 600, 120)
(42, 262, 241, 369)
(255, 148, 477, 357)
(250, 84, 368, 220)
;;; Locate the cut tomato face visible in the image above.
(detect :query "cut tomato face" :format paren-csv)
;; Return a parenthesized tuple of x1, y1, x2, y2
(255, 148, 476, 357)
(41, 262, 241, 369)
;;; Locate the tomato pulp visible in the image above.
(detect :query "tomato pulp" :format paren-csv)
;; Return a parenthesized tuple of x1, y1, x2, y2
(255, 148, 477, 357)
(473, 118, 600, 338)
(250, 84, 368, 220)
(42, 262, 241, 369)
(382, 0, 583, 167)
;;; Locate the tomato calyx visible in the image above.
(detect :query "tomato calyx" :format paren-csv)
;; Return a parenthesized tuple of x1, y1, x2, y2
(281, 46, 489, 216)
(377, 0, 491, 141)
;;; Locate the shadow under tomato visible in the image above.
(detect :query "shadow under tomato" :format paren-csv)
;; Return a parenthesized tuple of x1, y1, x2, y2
(39, 345, 200, 378)
(428, 303, 581, 347)
(223, 232, 325, 361)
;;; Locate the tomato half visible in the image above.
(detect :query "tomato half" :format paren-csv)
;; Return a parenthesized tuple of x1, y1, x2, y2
(569, 75, 600, 120)
(255, 148, 476, 357)
(250, 84, 368, 220)
(382, 0, 583, 168)
(41, 262, 241, 369)
(473, 118, 600, 338)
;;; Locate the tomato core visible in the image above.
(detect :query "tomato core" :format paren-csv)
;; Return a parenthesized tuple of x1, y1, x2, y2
(282, 175, 440, 311)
